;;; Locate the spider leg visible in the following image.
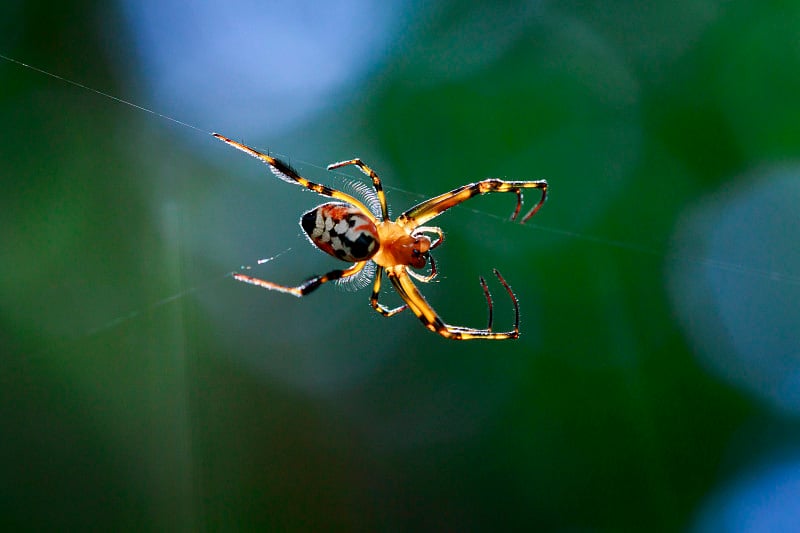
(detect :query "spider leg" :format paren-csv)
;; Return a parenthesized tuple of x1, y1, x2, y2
(327, 158, 389, 221)
(370, 265, 408, 317)
(213, 134, 377, 222)
(407, 254, 438, 283)
(396, 178, 547, 230)
(386, 266, 520, 340)
(234, 262, 366, 297)
(478, 275, 493, 331)
(405, 226, 443, 283)
(411, 226, 444, 250)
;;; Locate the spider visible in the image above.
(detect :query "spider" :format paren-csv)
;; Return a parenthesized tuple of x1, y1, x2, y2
(214, 133, 547, 340)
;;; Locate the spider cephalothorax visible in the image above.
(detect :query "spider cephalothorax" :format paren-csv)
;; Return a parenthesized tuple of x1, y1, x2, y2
(214, 133, 547, 340)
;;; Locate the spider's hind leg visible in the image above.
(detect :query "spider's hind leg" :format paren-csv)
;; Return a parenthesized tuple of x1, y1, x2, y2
(213, 133, 377, 220)
(234, 262, 366, 297)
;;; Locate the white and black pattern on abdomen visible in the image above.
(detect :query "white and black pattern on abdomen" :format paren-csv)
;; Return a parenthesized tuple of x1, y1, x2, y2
(301, 204, 379, 262)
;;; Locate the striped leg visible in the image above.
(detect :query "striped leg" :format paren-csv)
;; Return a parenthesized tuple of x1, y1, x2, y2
(370, 266, 407, 316)
(386, 266, 520, 340)
(213, 133, 378, 223)
(234, 262, 366, 297)
(397, 178, 548, 230)
(327, 158, 389, 221)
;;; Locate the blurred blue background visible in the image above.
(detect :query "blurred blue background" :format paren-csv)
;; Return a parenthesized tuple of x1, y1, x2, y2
(2, 0, 799, 530)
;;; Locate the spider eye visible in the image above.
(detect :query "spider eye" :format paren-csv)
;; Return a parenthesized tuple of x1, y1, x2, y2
(408, 247, 429, 269)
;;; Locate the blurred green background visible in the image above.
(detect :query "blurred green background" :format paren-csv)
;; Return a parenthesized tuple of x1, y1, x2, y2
(2, 0, 800, 530)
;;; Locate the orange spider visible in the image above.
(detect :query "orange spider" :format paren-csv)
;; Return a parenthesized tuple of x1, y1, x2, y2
(214, 133, 547, 339)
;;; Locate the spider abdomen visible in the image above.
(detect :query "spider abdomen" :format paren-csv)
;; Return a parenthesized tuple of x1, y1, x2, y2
(301, 202, 379, 262)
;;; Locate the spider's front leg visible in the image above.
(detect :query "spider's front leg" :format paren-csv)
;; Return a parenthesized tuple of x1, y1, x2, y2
(234, 262, 366, 297)
(387, 267, 520, 340)
(397, 178, 548, 229)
